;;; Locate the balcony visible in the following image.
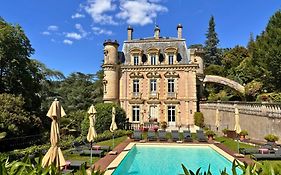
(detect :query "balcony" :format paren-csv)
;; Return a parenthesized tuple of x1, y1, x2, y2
(167, 92, 177, 99)
(149, 92, 159, 99)
(131, 92, 142, 99)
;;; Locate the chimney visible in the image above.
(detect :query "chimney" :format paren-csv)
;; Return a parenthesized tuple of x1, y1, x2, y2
(177, 24, 183, 39)
(154, 25, 160, 39)
(127, 26, 133, 41)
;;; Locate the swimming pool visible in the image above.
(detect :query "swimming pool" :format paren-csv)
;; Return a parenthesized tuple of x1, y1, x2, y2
(109, 144, 242, 175)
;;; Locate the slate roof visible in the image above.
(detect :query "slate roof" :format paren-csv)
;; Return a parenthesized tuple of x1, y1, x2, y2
(121, 36, 190, 65)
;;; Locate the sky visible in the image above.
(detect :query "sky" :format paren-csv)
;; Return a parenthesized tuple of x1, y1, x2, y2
(1, 0, 281, 75)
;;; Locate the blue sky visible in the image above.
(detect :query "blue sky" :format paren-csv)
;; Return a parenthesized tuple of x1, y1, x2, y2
(1, 0, 281, 75)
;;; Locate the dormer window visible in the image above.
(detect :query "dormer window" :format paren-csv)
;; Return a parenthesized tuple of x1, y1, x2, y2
(164, 47, 178, 65)
(147, 47, 160, 65)
(133, 54, 139, 65)
(151, 54, 157, 65)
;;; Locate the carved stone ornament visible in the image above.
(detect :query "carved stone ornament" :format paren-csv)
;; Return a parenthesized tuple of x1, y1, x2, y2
(146, 71, 161, 78)
(129, 72, 144, 78)
(164, 71, 179, 78)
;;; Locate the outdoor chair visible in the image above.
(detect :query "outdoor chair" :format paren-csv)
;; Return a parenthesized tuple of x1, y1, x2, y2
(158, 130, 167, 141)
(133, 129, 142, 141)
(79, 149, 104, 157)
(252, 148, 281, 161)
(147, 130, 157, 141)
(196, 130, 207, 142)
(68, 160, 87, 170)
(171, 130, 179, 142)
(183, 130, 193, 142)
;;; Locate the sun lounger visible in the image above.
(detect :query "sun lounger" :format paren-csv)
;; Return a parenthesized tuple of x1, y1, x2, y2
(92, 144, 111, 152)
(196, 130, 207, 142)
(147, 130, 157, 141)
(69, 160, 87, 170)
(239, 144, 273, 155)
(252, 149, 281, 161)
(171, 130, 179, 142)
(158, 130, 167, 141)
(133, 130, 142, 141)
(79, 149, 104, 157)
(183, 130, 193, 142)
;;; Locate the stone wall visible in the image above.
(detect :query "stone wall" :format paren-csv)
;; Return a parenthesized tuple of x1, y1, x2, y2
(200, 102, 281, 142)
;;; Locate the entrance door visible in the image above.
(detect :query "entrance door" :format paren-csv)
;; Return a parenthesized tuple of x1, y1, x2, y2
(149, 105, 158, 122)
(167, 106, 176, 126)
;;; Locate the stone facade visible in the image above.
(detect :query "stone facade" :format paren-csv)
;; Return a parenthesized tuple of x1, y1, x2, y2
(103, 25, 204, 127)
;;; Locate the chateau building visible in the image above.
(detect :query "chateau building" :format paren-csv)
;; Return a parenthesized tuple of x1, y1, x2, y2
(102, 25, 204, 127)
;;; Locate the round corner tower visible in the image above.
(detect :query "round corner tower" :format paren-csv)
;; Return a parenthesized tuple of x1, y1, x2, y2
(102, 39, 119, 103)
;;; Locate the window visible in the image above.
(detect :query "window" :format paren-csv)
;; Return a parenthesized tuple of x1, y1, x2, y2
(132, 106, 140, 121)
(168, 79, 174, 93)
(133, 55, 139, 65)
(168, 106, 176, 122)
(168, 54, 174, 65)
(150, 79, 157, 93)
(151, 54, 156, 65)
(133, 80, 139, 95)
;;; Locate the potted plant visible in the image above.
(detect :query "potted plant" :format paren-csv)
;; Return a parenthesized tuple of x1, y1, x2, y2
(160, 121, 167, 131)
(153, 125, 159, 132)
(205, 130, 216, 141)
(222, 128, 228, 137)
(239, 130, 248, 141)
(264, 134, 279, 144)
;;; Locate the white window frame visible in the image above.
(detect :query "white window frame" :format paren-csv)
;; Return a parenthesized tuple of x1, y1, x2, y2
(132, 106, 140, 122)
(168, 54, 174, 65)
(133, 54, 139, 65)
(151, 54, 156, 65)
(133, 79, 139, 95)
(168, 79, 174, 93)
(150, 79, 157, 93)
(168, 106, 176, 122)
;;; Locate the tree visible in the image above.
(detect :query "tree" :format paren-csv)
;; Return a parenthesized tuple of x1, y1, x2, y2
(0, 93, 42, 137)
(252, 10, 281, 91)
(204, 16, 221, 67)
(0, 17, 41, 112)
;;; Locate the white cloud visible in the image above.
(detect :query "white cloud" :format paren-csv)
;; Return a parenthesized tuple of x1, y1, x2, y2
(71, 13, 85, 19)
(92, 27, 113, 35)
(85, 0, 118, 25)
(75, 24, 88, 37)
(63, 39, 73, 45)
(65, 32, 82, 40)
(117, 0, 168, 26)
(47, 25, 59, 31)
(42, 31, 50, 35)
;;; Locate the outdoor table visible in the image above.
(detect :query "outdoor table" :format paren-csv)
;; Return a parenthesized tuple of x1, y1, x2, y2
(259, 148, 269, 154)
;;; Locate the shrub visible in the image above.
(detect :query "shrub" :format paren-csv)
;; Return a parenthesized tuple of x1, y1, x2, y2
(264, 134, 279, 142)
(81, 103, 126, 135)
(205, 130, 216, 137)
(222, 128, 229, 135)
(239, 130, 248, 136)
(160, 121, 167, 130)
(194, 112, 204, 128)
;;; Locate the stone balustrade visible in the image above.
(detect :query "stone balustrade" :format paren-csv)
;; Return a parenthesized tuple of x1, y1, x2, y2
(200, 101, 281, 142)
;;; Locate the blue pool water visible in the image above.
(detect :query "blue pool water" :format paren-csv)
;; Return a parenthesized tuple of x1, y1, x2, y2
(112, 145, 242, 175)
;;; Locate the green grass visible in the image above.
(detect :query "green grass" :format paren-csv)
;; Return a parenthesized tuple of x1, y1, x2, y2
(215, 136, 256, 152)
(63, 136, 127, 165)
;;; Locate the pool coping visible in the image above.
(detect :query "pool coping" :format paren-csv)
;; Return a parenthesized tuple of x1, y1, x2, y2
(104, 142, 243, 175)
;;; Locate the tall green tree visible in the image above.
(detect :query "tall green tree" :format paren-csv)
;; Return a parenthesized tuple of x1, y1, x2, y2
(252, 10, 281, 91)
(0, 17, 41, 111)
(204, 16, 221, 67)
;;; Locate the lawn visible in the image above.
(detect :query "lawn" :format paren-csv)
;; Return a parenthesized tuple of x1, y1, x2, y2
(63, 136, 128, 165)
(215, 136, 256, 152)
